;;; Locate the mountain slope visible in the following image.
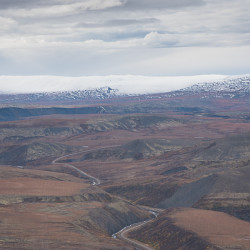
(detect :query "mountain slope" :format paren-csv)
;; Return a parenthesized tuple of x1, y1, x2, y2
(0, 142, 81, 165)
(82, 138, 183, 161)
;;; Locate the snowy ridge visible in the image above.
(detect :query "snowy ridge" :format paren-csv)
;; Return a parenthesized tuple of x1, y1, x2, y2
(182, 76, 250, 93)
(26, 86, 121, 101)
(0, 86, 122, 104)
(171, 76, 250, 99)
(0, 75, 249, 105)
(0, 74, 228, 95)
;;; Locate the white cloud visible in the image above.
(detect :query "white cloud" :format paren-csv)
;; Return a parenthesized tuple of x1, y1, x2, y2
(143, 32, 178, 47)
(0, 17, 17, 31)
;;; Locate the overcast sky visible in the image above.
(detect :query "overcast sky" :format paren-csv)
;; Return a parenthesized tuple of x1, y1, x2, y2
(0, 0, 250, 76)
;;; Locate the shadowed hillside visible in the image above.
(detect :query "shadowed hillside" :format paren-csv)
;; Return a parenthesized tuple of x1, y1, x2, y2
(193, 132, 250, 161)
(80, 115, 184, 133)
(0, 106, 104, 122)
(82, 138, 184, 161)
(0, 142, 81, 165)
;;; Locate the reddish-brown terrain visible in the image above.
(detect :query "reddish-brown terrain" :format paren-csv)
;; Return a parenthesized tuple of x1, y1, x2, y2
(0, 177, 89, 196)
(172, 208, 250, 249)
(0, 165, 150, 249)
(0, 90, 249, 249)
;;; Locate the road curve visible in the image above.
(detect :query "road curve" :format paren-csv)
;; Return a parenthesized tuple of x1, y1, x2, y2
(120, 221, 154, 250)
(113, 207, 163, 250)
(52, 145, 120, 185)
(52, 146, 163, 250)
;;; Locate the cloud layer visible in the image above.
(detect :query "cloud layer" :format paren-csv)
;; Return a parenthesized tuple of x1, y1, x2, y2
(0, 0, 249, 76)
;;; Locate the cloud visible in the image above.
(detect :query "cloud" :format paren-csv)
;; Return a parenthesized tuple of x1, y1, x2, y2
(0, 0, 124, 18)
(1, 41, 250, 77)
(76, 18, 159, 30)
(0, 0, 123, 10)
(0, 0, 39, 9)
(143, 32, 178, 47)
(104, 18, 159, 27)
(115, 0, 205, 10)
(0, 0, 205, 11)
(0, 0, 249, 76)
(0, 17, 17, 31)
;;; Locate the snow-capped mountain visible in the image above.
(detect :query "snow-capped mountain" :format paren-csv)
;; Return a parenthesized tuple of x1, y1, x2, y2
(182, 76, 250, 93)
(0, 87, 123, 105)
(0, 75, 227, 95)
(0, 75, 249, 105)
(170, 76, 250, 99)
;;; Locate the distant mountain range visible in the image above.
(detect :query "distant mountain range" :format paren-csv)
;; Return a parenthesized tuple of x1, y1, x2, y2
(179, 76, 250, 97)
(0, 87, 121, 105)
(0, 75, 249, 105)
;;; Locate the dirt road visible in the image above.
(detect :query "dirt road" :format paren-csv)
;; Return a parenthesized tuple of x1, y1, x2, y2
(52, 146, 163, 250)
